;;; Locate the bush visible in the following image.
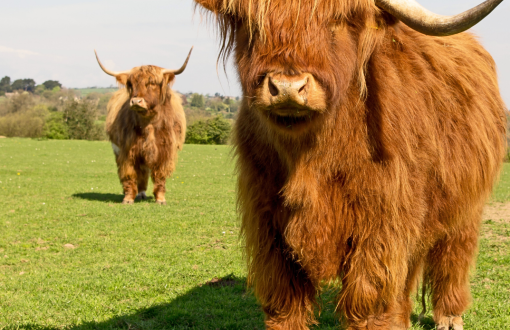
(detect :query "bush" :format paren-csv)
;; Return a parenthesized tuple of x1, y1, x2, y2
(0, 92, 36, 116)
(44, 112, 69, 140)
(90, 122, 107, 141)
(0, 105, 49, 138)
(63, 101, 105, 140)
(185, 115, 232, 145)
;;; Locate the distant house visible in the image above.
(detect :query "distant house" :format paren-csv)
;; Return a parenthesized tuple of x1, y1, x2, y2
(5, 92, 19, 98)
(59, 96, 81, 103)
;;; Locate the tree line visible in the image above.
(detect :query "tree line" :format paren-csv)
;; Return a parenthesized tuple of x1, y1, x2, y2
(0, 79, 235, 145)
(0, 76, 62, 95)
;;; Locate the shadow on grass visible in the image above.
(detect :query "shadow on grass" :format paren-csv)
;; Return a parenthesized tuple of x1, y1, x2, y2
(410, 314, 436, 330)
(72, 193, 154, 204)
(8, 275, 434, 330)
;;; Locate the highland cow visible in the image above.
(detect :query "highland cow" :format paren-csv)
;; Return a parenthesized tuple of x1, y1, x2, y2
(195, 0, 506, 329)
(95, 48, 192, 205)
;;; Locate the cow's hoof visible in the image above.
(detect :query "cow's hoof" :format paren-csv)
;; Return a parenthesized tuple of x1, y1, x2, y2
(451, 316, 463, 330)
(437, 316, 463, 330)
(136, 191, 147, 200)
(156, 200, 167, 205)
(122, 200, 134, 205)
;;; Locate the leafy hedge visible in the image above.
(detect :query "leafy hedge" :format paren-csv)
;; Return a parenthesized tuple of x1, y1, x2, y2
(0, 105, 48, 138)
(185, 115, 232, 145)
(0, 93, 106, 141)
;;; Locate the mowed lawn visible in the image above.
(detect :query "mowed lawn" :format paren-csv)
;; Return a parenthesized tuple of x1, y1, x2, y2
(0, 138, 509, 330)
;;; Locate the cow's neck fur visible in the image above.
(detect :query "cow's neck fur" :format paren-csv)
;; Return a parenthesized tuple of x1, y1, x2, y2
(134, 96, 174, 166)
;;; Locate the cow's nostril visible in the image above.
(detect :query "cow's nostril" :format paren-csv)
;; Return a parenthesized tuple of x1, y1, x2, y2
(298, 79, 308, 95)
(268, 79, 279, 97)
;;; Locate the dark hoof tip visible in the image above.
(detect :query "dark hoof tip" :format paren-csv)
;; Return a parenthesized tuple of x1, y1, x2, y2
(122, 200, 134, 205)
(156, 201, 167, 205)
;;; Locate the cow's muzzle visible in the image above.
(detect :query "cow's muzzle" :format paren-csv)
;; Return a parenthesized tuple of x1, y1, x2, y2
(256, 73, 327, 131)
(130, 98, 148, 113)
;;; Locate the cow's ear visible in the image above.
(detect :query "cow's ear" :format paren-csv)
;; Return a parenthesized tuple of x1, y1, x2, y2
(115, 74, 129, 86)
(194, 0, 220, 13)
(163, 72, 176, 87)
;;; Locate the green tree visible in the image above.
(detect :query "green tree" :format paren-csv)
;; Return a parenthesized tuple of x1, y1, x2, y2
(0, 76, 11, 94)
(11, 79, 36, 92)
(190, 93, 205, 108)
(43, 80, 62, 90)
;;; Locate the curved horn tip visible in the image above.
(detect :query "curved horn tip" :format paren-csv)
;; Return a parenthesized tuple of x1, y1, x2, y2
(94, 51, 132, 77)
(376, 0, 505, 36)
(164, 46, 194, 75)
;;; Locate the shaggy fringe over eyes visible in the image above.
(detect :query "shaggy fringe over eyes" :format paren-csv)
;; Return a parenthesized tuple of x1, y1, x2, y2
(196, 0, 381, 97)
(126, 66, 173, 104)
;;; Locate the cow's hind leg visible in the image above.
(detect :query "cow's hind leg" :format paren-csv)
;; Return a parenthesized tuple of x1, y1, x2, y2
(426, 219, 480, 330)
(136, 164, 149, 200)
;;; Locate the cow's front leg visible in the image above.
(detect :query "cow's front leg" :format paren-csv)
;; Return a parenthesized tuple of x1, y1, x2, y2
(118, 160, 138, 204)
(338, 234, 409, 330)
(151, 169, 167, 205)
(250, 240, 317, 330)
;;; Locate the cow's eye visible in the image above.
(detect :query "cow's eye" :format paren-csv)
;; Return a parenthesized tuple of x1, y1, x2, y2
(329, 20, 341, 31)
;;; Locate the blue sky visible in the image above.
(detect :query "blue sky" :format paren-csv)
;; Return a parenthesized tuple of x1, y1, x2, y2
(1, 0, 509, 104)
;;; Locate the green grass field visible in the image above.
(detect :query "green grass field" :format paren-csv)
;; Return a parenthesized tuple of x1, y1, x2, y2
(1, 138, 509, 329)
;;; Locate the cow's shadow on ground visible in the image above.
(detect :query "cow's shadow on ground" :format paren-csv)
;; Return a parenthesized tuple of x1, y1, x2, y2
(72, 193, 153, 203)
(12, 275, 436, 330)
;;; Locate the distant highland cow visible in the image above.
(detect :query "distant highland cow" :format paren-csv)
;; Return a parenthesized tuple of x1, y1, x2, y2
(95, 48, 192, 205)
(196, 0, 506, 329)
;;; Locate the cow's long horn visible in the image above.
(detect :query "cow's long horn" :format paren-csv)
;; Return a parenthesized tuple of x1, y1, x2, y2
(94, 50, 132, 77)
(375, 0, 504, 36)
(162, 47, 193, 75)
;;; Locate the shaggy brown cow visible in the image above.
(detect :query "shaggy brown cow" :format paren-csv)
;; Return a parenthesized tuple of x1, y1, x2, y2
(195, 1, 506, 329)
(95, 49, 192, 205)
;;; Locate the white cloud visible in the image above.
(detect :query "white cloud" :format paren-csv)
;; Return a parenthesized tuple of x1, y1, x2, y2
(0, 46, 39, 59)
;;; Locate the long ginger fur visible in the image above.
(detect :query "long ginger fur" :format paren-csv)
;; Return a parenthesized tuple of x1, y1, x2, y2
(196, 0, 507, 329)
